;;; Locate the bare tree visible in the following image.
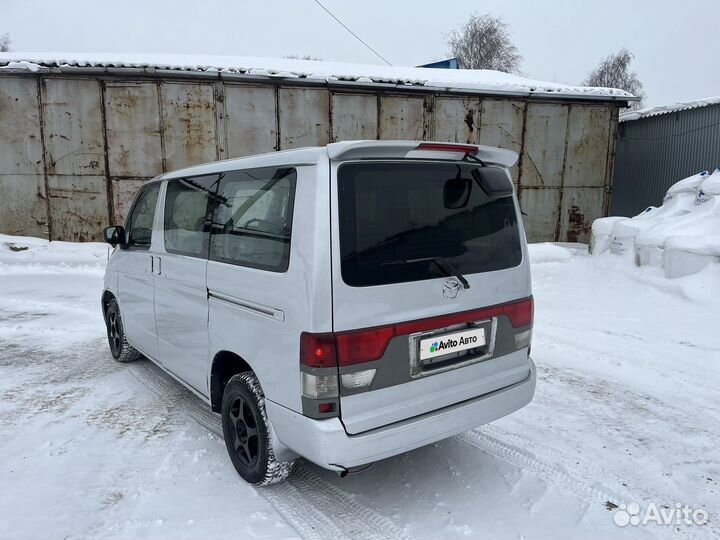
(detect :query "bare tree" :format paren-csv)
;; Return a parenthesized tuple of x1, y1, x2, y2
(447, 14, 522, 73)
(284, 54, 323, 61)
(583, 48, 645, 109)
(0, 33, 11, 52)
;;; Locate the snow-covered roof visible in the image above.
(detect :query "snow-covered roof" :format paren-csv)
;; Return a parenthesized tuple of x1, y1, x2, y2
(0, 52, 636, 102)
(620, 96, 720, 122)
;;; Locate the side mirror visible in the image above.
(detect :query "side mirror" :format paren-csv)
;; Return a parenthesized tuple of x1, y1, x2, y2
(103, 225, 126, 247)
(473, 166, 514, 199)
(443, 170, 472, 209)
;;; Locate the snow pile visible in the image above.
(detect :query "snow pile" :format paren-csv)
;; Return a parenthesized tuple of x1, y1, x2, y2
(0, 52, 635, 100)
(0, 234, 108, 267)
(527, 242, 572, 264)
(0, 60, 42, 72)
(590, 170, 720, 278)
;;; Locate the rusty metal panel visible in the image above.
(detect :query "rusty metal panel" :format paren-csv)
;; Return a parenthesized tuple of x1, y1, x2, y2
(213, 82, 228, 161)
(225, 85, 277, 157)
(520, 103, 568, 188)
(517, 188, 561, 243)
(278, 88, 330, 149)
(331, 93, 377, 142)
(0, 175, 48, 237)
(41, 78, 106, 176)
(603, 110, 618, 216)
(41, 78, 108, 240)
(160, 82, 217, 170)
(46, 175, 108, 242)
(0, 77, 48, 237)
(111, 178, 146, 226)
(563, 105, 611, 187)
(605, 111, 618, 190)
(0, 77, 44, 175)
(478, 100, 524, 180)
(558, 187, 605, 242)
(434, 97, 480, 144)
(379, 96, 424, 140)
(104, 82, 163, 178)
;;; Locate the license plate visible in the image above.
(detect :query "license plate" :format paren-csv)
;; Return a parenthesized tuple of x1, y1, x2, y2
(419, 327, 486, 361)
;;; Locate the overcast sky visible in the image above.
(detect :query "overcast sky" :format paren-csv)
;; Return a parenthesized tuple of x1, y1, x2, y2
(2, 0, 718, 107)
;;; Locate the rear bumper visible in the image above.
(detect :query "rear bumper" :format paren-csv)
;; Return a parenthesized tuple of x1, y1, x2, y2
(267, 358, 536, 471)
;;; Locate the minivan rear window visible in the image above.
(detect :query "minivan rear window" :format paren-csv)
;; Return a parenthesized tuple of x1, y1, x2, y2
(337, 161, 522, 287)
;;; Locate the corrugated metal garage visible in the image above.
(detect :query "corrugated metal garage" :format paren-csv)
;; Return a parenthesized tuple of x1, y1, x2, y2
(0, 54, 634, 242)
(612, 98, 720, 217)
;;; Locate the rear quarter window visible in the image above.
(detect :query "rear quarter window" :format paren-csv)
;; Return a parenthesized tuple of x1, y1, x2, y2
(209, 167, 297, 272)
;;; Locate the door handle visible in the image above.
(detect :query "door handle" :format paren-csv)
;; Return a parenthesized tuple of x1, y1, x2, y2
(150, 255, 154, 274)
(156, 256, 162, 275)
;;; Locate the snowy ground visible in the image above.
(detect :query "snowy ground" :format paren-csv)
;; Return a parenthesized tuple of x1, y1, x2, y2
(0, 235, 718, 540)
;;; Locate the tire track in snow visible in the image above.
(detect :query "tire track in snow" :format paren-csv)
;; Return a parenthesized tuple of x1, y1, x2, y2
(460, 428, 720, 538)
(482, 424, 638, 499)
(281, 466, 411, 540)
(458, 429, 626, 507)
(481, 424, 651, 503)
(477, 424, 720, 537)
(128, 360, 410, 540)
(259, 479, 348, 540)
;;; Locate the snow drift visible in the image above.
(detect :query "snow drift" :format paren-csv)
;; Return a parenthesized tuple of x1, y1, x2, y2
(590, 169, 720, 278)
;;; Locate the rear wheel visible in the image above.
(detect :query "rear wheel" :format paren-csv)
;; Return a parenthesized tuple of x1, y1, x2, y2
(105, 298, 142, 363)
(221, 372, 294, 485)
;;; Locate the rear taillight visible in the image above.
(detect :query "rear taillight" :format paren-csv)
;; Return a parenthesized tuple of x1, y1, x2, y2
(515, 329, 532, 351)
(300, 332, 337, 368)
(340, 369, 377, 391)
(334, 327, 395, 366)
(393, 296, 534, 334)
(301, 372, 338, 399)
(300, 296, 534, 368)
(503, 296, 534, 328)
(301, 329, 393, 367)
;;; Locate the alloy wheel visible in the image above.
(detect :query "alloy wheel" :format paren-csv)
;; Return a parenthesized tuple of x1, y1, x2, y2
(228, 396, 259, 467)
(108, 310, 121, 354)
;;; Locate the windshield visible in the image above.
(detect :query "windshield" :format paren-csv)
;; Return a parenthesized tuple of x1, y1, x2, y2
(337, 161, 523, 287)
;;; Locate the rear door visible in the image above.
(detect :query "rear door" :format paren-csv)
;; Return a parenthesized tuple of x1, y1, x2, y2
(331, 159, 533, 434)
(154, 175, 219, 395)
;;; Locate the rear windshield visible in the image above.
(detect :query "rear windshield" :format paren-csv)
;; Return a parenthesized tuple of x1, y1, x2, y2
(337, 161, 522, 287)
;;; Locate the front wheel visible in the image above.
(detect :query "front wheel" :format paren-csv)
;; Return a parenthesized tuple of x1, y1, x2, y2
(105, 298, 143, 363)
(221, 372, 295, 485)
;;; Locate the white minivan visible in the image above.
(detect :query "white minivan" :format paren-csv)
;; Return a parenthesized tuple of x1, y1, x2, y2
(101, 140, 536, 485)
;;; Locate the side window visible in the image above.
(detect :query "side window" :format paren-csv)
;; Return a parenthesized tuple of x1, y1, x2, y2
(163, 175, 219, 258)
(125, 183, 160, 250)
(210, 167, 297, 272)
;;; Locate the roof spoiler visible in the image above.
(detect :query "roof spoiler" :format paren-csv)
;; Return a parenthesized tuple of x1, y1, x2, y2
(327, 140, 518, 168)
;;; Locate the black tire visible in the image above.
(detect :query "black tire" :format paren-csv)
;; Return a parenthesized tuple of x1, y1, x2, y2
(221, 372, 295, 485)
(105, 298, 143, 363)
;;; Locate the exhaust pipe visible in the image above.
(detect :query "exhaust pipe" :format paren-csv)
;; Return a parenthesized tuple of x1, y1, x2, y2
(331, 464, 374, 477)
(330, 464, 350, 477)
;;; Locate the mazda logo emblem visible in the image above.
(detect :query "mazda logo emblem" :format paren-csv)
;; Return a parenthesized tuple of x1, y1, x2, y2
(442, 279, 461, 299)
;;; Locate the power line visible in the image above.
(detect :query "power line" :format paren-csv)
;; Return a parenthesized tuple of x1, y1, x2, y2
(310, 0, 392, 66)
